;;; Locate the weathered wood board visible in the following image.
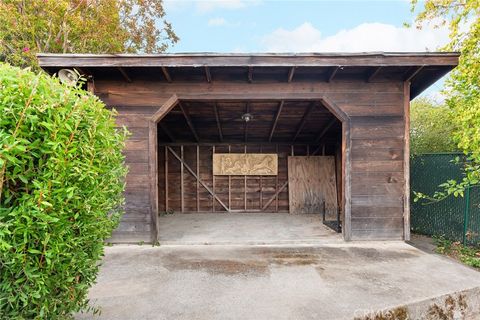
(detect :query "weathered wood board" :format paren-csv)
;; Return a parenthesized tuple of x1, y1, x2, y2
(213, 153, 278, 176)
(288, 156, 338, 218)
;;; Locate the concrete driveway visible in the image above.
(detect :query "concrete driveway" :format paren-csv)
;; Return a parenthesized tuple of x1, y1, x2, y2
(76, 242, 480, 320)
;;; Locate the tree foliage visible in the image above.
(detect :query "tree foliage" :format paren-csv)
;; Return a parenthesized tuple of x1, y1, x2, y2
(412, 0, 480, 200)
(0, 63, 127, 318)
(410, 97, 458, 155)
(0, 0, 179, 69)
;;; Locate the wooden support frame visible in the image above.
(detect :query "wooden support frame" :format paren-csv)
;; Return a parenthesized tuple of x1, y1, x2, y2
(367, 66, 382, 82)
(292, 102, 315, 142)
(149, 94, 179, 242)
(213, 103, 223, 142)
(248, 66, 253, 83)
(167, 146, 229, 211)
(181, 146, 184, 212)
(159, 123, 175, 142)
(312, 117, 337, 154)
(327, 66, 339, 82)
(179, 102, 200, 142)
(403, 81, 411, 241)
(161, 67, 172, 83)
(205, 66, 212, 83)
(268, 100, 284, 142)
(244, 102, 250, 142)
(404, 65, 424, 82)
(117, 67, 132, 83)
(288, 66, 296, 82)
(149, 94, 351, 242)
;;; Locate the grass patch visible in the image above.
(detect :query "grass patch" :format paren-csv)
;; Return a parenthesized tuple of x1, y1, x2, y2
(434, 236, 480, 269)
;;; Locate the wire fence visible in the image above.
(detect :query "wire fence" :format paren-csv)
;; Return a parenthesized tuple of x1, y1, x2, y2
(411, 153, 480, 245)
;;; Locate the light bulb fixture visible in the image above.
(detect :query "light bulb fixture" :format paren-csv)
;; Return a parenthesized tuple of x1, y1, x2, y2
(241, 113, 253, 122)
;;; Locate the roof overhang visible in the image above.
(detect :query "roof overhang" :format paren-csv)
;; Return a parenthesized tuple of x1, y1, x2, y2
(37, 52, 459, 99)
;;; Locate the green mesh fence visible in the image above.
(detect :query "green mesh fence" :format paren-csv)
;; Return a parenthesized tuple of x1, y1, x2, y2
(411, 153, 480, 245)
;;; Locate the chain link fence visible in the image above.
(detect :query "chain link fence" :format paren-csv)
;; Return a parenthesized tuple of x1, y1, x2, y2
(411, 153, 480, 245)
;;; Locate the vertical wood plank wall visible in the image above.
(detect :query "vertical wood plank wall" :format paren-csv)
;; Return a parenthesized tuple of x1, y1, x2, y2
(100, 80, 406, 242)
(158, 144, 310, 213)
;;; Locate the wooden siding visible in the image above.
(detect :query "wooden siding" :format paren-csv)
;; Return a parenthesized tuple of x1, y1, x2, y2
(101, 79, 406, 242)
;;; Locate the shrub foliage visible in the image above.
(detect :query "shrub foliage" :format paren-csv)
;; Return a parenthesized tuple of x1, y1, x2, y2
(0, 63, 127, 318)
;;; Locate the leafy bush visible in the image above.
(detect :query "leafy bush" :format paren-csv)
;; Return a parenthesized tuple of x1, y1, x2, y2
(0, 63, 127, 318)
(410, 97, 458, 155)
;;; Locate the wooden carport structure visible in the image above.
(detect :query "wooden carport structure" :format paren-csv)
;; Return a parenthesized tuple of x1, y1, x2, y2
(38, 52, 459, 243)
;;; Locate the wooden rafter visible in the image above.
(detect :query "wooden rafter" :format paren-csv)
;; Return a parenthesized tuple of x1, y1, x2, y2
(314, 117, 337, 144)
(213, 102, 223, 142)
(288, 66, 296, 82)
(404, 65, 424, 82)
(117, 67, 132, 83)
(327, 66, 339, 82)
(248, 66, 253, 83)
(178, 102, 199, 142)
(268, 100, 284, 142)
(161, 66, 172, 83)
(159, 122, 175, 142)
(292, 102, 315, 142)
(367, 66, 382, 82)
(167, 146, 229, 211)
(205, 66, 212, 83)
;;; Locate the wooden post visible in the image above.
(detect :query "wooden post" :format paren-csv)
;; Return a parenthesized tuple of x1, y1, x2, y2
(196, 145, 200, 212)
(228, 145, 231, 210)
(276, 144, 279, 212)
(149, 121, 158, 242)
(165, 146, 168, 212)
(212, 146, 216, 212)
(181, 145, 184, 213)
(244, 145, 247, 211)
(260, 145, 263, 208)
(404, 82, 411, 241)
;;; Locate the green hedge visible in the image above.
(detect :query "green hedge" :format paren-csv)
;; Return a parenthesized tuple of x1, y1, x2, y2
(0, 63, 127, 319)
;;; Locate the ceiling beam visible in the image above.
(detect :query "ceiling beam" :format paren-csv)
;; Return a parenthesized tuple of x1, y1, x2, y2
(248, 66, 253, 83)
(292, 102, 315, 142)
(178, 102, 199, 142)
(161, 66, 172, 83)
(159, 122, 175, 142)
(327, 66, 339, 82)
(288, 66, 296, 83)
(117, 67, 132, 83)
(314, 117, 337, 144)
(268, 100, 284, 142)
(205, 66, 212, 83)
(213, 102, 223, 142)
(367, 66, 382, 82)
(403, 65, 424, 82)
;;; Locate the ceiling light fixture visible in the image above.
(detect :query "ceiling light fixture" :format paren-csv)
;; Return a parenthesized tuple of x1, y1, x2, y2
(241, 113, 253, 122)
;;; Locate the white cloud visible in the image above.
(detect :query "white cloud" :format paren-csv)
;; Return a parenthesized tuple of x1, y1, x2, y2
(260, 22, 449, 52)
(208, 17, 227, 26)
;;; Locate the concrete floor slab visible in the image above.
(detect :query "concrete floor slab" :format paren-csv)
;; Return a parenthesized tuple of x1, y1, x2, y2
(158, 213, 342, 245)
(77, 242, 480, 320)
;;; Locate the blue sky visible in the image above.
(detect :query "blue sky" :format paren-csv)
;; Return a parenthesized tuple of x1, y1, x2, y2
(163, 0, 451, 99)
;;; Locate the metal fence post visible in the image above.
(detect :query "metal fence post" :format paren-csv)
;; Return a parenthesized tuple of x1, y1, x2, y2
(463, 185, 471, 245)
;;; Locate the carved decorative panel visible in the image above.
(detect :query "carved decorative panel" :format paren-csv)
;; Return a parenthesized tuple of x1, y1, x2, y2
(213, 153, 278, 176)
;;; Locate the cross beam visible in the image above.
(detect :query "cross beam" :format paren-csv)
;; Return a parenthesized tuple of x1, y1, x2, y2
(167, 146, 229, 211)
